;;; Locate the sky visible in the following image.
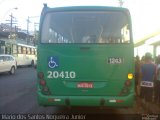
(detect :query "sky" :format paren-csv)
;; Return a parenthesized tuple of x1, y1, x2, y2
(0, 0, 160, 42)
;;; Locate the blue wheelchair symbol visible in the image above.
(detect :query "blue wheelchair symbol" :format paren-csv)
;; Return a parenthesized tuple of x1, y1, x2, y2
(48, 57, 59, 68)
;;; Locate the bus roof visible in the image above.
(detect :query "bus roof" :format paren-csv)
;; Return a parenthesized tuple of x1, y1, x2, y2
(41, 5, 130, 15)
(17, 43, 36, 48)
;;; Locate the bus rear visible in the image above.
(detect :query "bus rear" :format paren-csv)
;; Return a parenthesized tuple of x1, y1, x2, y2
(37, 5, 134, 107)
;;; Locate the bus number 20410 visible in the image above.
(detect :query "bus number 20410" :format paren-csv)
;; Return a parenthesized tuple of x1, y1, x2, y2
(47, 71, 76, 79)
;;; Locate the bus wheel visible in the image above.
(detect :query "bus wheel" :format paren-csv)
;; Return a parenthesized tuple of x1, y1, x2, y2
(10, 66, 15, 75)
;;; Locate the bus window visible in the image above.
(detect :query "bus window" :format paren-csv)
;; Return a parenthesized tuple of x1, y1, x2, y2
(31, 48, 35, 55)
(18, 46, 22, 54)
(121, 25, 130, 43)
(5, 44, 11, 54)
(22, 47, 26, 54)
(27, 47, 31, 55)
(41, 11, 131, 44)
(12, 44, 17, 54)
(0, 46, 5, 54)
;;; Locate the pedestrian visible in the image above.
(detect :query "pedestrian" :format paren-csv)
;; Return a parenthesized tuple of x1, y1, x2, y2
(155, 55, 160, 105)
(141, 56, 145, 64)
(135, 55, 141, 96)
(140, 52, 157, 112)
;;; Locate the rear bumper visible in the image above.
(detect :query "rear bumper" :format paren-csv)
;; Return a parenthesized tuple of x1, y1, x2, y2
(37, 92, 135, 107)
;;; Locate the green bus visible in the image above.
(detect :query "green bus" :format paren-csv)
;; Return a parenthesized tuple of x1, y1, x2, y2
(37, 4, 135, 107)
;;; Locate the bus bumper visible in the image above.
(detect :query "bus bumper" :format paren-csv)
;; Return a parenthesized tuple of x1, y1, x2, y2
(37, 92, 135, 107)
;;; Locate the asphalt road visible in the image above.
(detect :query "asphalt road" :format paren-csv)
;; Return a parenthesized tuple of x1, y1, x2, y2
(0, 67, 158, 120)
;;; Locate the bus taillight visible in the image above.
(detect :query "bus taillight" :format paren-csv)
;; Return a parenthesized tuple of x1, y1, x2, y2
(40, 79, 46, 86)
(43, 86, 49, 92)
(42, 86, 51, 95)
(38, 72, 44, 79)
(125, 73, 133, 87)
(38, 72, 51, 95)
(125, 80, 131, 87)
(127, 73, 133, 80)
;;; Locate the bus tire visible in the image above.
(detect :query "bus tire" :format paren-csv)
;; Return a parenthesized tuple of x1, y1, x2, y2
(10, 66, 15, 75)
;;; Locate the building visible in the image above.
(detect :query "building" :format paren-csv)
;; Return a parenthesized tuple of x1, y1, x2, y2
(0, 23, 35, 45)
(134, 30, 160, 58)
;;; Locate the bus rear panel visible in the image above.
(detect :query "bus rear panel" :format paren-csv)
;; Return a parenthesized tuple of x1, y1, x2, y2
(37, 6, 134, 107)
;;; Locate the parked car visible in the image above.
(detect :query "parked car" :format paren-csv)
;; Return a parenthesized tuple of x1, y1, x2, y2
(0, 54, 17, 74)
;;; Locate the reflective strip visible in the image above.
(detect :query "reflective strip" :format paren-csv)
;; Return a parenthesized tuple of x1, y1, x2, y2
(109, 100, 116, 103)
(54, 99, 61, 102)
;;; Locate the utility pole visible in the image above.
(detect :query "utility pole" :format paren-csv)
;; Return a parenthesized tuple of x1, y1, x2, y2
(6, 13, 17, 39)
(0, 7, 17, 24)
(26, 16, 31, 44)
(34, 22, 39, 45)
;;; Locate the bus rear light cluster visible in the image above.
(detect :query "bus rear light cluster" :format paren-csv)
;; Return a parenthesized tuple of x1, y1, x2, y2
(38, 72, 51, 95)
(119, 80, 131, 95)
(119, 72, 133, 96)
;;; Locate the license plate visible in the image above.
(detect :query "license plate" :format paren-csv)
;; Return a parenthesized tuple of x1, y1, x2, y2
(77, 82, 93, 88)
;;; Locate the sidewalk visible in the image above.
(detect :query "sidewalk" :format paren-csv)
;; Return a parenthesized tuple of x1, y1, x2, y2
(136, 96, 160, 114)
(146, 101, 160, 114)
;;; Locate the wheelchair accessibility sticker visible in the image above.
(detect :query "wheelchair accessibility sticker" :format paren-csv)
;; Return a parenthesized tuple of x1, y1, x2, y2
(48, 57, 59, 68)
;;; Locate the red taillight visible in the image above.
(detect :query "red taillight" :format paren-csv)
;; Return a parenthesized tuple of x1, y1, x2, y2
(116, 100, 124, 103)
(38, 72, 44, 79)
(122, 88, 129, 93)
(40, 79, 46, 86)
(42, 86, 51, 95)
(43, 87, 49, 92)
(48, 98, 54, 102)
(125, 80, 131, 86)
